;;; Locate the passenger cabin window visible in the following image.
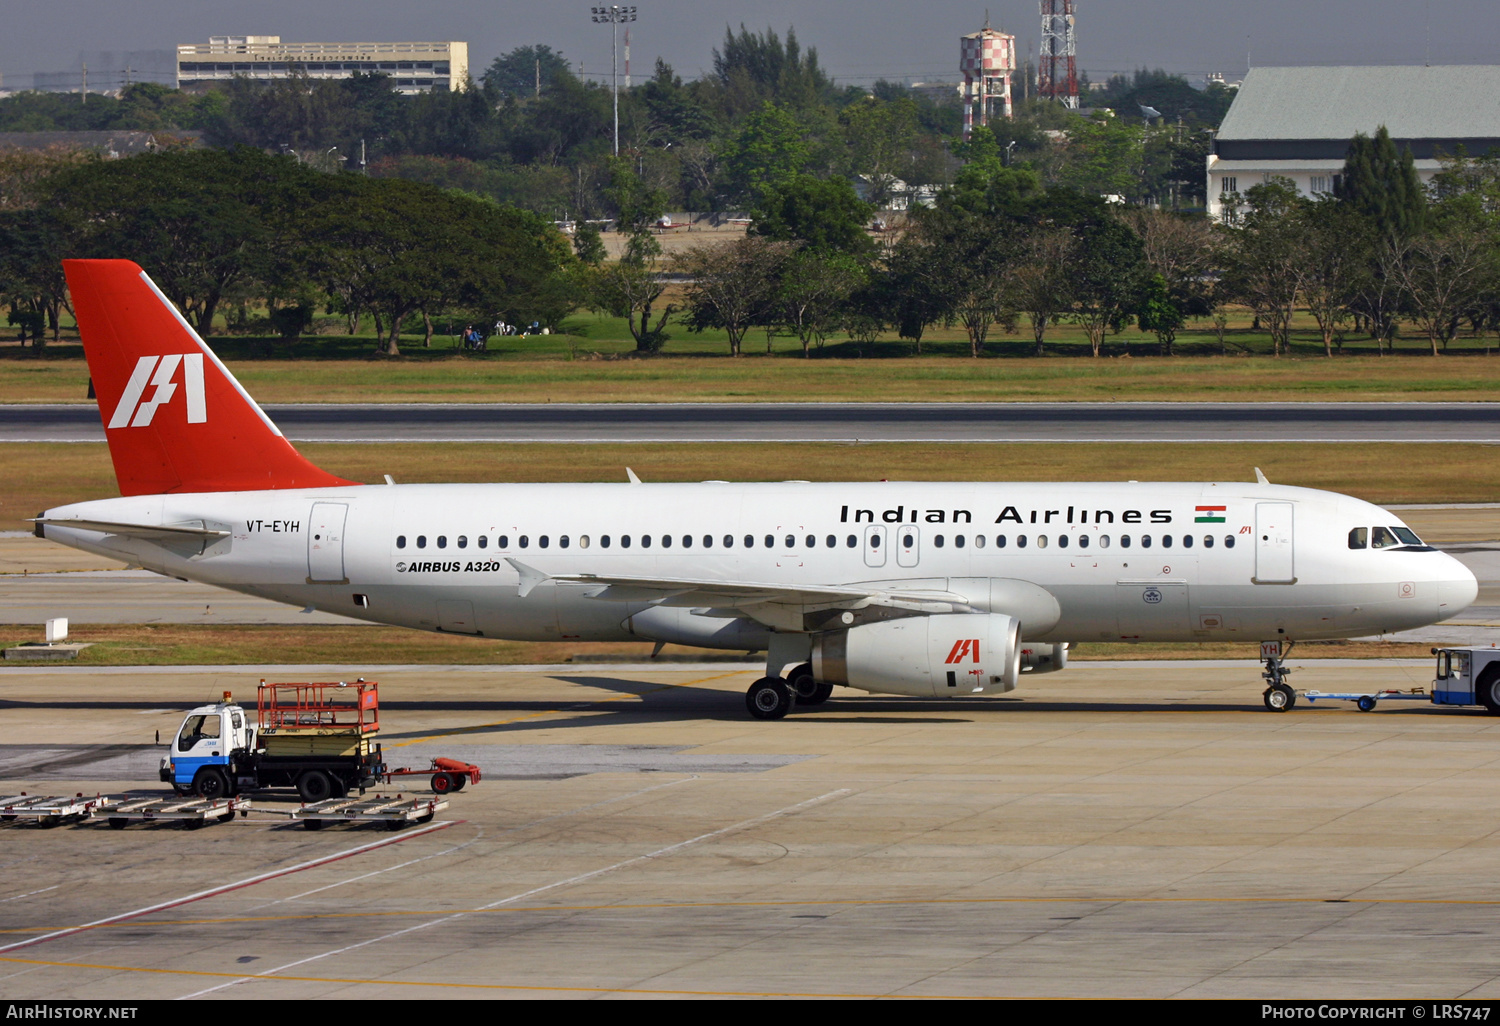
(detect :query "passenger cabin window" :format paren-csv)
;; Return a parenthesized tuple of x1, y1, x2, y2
(601, 535, 611, 548)
(560, 536, 570, 549)
(1141, 535, 1153, 549)
(641, 535, 651, 549)
(417, 535, 428, 549)
(1036, 535, 1048, 549)
(437, 536, 447, 549)
(1224, 535, 1236, 548)
(1056, 535, 1068, 549)
(457, 535, 467, 549)
(397, 535, 407, 549)
(975, 535, 986, 549)
(1098, 535, 1110, 548)
(1017, 535, 1028, 549)
(846, 535, 857, 548)
(826, 535, 836, 548)
(498, 535, 509, 549)
(519, 535, 529, 548)
(996, 535, 1008, 548)
(956, 535, 966, 549)
(1120, 535, 1131, 548)
(539, 536, 549, 549)
(1349, 527, 1368, 550)
(1203, 535, 1214, 548)
(478, 536, 488, 549)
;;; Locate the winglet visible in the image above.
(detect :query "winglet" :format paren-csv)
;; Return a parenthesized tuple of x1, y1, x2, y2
(505, 558, 550, 598)
(626, 467, 642, 485)
(1254, 467, 1270, 485)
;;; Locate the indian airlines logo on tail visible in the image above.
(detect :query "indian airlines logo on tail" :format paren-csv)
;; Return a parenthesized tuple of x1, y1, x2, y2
(945, 639, 980, 663)
(107, 354, 207, 428)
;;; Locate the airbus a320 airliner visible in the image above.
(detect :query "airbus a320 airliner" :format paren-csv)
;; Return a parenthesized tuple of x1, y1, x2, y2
(35, 260, 1480, 719)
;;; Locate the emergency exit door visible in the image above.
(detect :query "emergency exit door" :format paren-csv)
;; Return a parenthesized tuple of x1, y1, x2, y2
(1254, 502, 1295, 584)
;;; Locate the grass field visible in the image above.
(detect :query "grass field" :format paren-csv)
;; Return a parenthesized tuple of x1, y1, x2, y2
(0, 624, 1438, 667)
(9, 440, 1500, 533)
(6, 309, 1500, 404)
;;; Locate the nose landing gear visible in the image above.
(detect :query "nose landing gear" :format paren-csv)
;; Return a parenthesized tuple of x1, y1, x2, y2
(1261, 640, 1296, 712)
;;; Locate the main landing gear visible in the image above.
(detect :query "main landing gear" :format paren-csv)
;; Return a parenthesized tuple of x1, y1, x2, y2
(1261, 640, 1296, 712)
(745, 662, 833, 720)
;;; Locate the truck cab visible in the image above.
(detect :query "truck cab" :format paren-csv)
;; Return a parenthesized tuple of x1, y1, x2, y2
(1433, 646, 1500, 713)
(161, 694, 251, 797)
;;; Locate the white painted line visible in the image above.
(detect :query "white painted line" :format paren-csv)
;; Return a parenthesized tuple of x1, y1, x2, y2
(0, 886, 59, 904)
(0, 820, 453, 954)
(177, 788, 852, 999)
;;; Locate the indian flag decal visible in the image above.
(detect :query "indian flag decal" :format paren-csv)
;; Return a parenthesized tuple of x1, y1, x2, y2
(1195, 505, 1227, 523)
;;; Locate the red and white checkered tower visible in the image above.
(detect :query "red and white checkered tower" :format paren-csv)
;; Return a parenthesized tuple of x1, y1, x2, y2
(960, 18, 1016, 139)
(1038, 0, 1079, 109)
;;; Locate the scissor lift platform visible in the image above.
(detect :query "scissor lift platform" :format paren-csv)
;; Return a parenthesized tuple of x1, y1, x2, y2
(101, 795, 250, 829)
(0, 793, 116, 826)
(290, 794, 446, 831)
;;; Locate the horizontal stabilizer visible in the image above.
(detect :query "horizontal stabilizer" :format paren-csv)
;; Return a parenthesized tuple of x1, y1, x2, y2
(32, 517, 230, 540)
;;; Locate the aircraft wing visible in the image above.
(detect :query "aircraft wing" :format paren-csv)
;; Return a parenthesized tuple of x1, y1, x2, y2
(505, 559, 974, 616)
(31, 517, 231, 540)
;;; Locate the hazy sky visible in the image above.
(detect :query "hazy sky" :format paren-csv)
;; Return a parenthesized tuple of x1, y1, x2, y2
(5, 1, 1499, 87)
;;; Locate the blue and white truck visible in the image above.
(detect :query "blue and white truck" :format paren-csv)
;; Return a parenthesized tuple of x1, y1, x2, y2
(161, 680, 385, 802)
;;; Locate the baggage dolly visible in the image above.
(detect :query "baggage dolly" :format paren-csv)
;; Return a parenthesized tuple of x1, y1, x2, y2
(101, 795, 250, 829)
(290, 794, 447, 831)
(0, 792, 116, 827)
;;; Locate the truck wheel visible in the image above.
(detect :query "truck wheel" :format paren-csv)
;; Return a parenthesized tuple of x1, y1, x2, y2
(430, 773, 454, 794)
(1356, 696, 1377, 712)
(1479, 666, 1500, 715)
(194, 768, 230, 800)
(451, 775, 466, 792)
(108, 818, 128, 830)
(297, 770, 334, 803)
(302, 819, 325, 831)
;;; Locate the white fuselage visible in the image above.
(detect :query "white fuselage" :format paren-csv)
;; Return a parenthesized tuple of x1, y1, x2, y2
(41, 480, 1477, 652)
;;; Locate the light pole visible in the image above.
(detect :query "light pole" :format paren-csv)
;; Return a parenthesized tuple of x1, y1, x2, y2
(590, 5, 636, 157)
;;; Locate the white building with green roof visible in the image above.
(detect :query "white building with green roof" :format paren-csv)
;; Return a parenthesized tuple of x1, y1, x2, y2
(1208, 65, 1500, 220)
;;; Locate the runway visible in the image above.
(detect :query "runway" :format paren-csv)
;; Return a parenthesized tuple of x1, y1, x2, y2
(3, 662, 1500, 999)
(6, 401, 1500, 443)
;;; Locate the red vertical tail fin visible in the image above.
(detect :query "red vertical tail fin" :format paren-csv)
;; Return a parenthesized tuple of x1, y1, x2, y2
(64, 259, 357, 496)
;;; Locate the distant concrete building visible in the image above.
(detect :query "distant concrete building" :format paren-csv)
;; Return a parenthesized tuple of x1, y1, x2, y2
(176, 36, 468, 95)
(1208, 65, 1500, 220)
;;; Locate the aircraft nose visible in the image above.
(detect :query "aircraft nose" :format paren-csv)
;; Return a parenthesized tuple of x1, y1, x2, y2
(1438, 556, 1479, 616)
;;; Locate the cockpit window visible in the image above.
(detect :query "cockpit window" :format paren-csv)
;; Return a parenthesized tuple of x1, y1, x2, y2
(1391, 526, 1424, 546)
(1348, 527, 1368, 550)
(1372, 526, 1399, 549)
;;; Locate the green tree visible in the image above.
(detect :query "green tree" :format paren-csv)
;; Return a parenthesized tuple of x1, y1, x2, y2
(748, 174, 873, 256)
(482, 45, 571, 100)
(721, 102, 811, 204)
(1225, 178, 1302, 356)
(841, 97, 919, 208)
(775, 251, 866, 357)
(676, 236, 794, 356)
(1135, 273, 1184, 355)
(1337, 126, 1426, 239)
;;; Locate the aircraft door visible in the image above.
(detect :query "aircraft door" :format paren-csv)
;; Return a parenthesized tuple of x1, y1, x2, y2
(897, 526, 920, 567)
(437, 599, 480, 635)
(307, 502, 348, 583)
(1117, 581, 1190, 639)
(1254, 502, 1295, 584)
(863, 525, 887, 568)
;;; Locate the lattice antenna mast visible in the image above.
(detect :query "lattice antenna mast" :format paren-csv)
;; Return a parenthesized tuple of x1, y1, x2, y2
(1038, 0, 1079, 109)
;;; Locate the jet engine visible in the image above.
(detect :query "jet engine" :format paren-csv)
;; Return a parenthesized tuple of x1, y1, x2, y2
(812, 613, 1021, 698)
(1019, 642, 1068, 674)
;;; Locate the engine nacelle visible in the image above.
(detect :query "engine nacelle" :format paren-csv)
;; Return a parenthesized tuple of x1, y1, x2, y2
(812, 613, 1021, 698)
(1019, 642, 1068, 674)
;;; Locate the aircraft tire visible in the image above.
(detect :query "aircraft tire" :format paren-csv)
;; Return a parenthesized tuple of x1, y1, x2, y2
(787, 664, 832, 706)
(746, 677, 794, 720)
(1263, 684, 1295, 712)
